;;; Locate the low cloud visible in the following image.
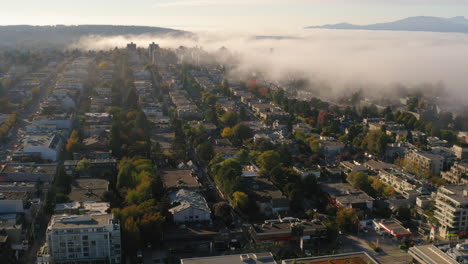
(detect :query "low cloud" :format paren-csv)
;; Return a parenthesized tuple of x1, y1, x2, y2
(71, 29, 468, 109)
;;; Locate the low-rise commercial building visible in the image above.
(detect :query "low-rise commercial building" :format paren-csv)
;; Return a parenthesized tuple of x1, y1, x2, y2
(181, 252, 276, 264)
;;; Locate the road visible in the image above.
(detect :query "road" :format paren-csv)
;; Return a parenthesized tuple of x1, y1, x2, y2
(339, 230, 411, 264)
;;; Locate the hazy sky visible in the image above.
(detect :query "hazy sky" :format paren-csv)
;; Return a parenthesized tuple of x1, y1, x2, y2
(1, 0, 468, 31)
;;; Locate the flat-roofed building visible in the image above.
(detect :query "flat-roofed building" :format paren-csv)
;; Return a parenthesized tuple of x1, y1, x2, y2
(242, 176, 289, 216)
(15, 133, 64, 161)
(452, 145, 468, 160)
(409, 245, 458, 264)
(161, 169, 200, 192)
(0, 163, 57, 182)
(181, 252, 276, 264)
(249, 218, 326, 246)
(69, 178, 109, 202)
(441, 162, 468, 184)
(405, 149, 443, 176)
(0, 192, 28, 214)
(282, 252, 379, 264)
(434, 185, 468, 238)
(321, 183, 374, 213)
(45, 214, 121, 264)
(373, 218, 412, 239)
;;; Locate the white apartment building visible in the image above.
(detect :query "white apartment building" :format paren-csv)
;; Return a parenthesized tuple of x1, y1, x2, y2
(442, 162, 468, 184)
(405, 149, 443, 176)
(434, 185, 468, 238)
(378, 169, 416, 194)
(43, 214, 121, 264)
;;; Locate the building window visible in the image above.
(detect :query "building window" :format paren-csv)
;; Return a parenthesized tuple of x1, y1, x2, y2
(91, 241, 96, 246)
(83, 235, 88, 240)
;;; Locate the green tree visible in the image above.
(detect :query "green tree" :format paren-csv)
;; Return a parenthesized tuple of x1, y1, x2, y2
(196, 142, 214, 165)
(347, 172, 372, 195)
(336, 207, 361, 232)
(231, 123, 253, 145)
(220, 111, 239, 127)
(232, 191, 249, 210)
(256, 150, 281, 173)
(76, 158, 91, 171)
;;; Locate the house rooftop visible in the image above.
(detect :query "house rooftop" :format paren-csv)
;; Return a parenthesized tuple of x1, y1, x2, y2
(168, 189, 210, 214)
(162, 169, 199, 190)
(69, 178, 109, 202)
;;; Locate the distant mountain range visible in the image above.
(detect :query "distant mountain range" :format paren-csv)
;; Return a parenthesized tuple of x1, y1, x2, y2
(0, 25, 192, 50)
(305, 16, 468, 34)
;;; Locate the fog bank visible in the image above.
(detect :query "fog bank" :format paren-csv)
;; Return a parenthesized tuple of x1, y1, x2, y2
(70, 29, 468, 105)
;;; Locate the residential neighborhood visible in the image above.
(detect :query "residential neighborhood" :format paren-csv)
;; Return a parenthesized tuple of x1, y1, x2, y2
(0, 37, 467, 264)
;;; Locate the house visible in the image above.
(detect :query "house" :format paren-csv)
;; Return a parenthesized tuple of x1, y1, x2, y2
(242, 177, 289, 216)
(249, 218, 327, 246)
(168, 189, 211, 224)
(321, 183, 374, 213)
(319, 139, 345, 157)
(292, 122, 313, 134)
(82, 135, 109, 151)
(161, 170, 200, 192)
(0, 214, 26, 251)
(213, 142, 239, 160)
(68, 178, 109, 202)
